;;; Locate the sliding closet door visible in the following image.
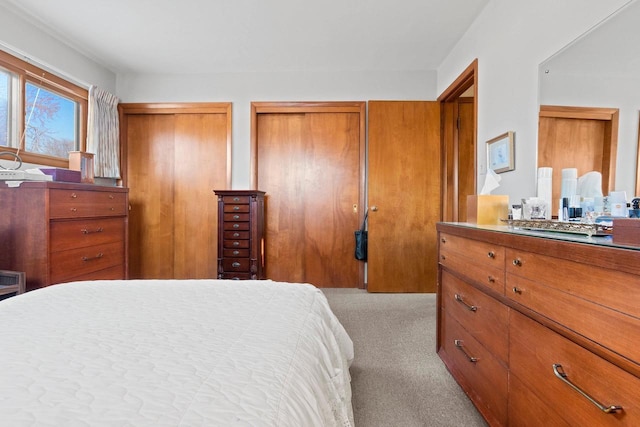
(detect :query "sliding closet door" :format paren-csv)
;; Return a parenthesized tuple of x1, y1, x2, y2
(121, 103, 231, 279)
(253, 102, 366, 288)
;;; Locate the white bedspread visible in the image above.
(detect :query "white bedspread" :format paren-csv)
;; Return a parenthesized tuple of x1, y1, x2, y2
(0, 280, 354, 426)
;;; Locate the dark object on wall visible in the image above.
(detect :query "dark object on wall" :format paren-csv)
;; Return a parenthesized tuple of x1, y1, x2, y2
(354, 210, 368, 261)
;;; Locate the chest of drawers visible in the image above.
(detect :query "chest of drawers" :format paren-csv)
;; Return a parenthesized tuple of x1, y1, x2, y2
(0, 181, 129, 291)
(437, 222, 640, 426)
(214, 190, 266, 280)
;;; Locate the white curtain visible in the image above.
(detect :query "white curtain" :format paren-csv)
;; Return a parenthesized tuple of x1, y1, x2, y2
(86, 86, 120, 178)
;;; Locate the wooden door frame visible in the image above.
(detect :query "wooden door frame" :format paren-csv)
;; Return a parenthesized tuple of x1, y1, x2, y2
(250, 101, 367, 288)
(438, 59, 478, 222)
(119, 102, 233, 189)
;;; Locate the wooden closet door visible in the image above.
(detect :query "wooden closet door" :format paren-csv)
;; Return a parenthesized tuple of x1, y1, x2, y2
(255, 106, 364, 288)
(122, 104, 230, 279)
(367, 101, 441, 293)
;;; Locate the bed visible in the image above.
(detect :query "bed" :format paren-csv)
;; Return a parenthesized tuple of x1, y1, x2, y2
(0, 279, 354, 426)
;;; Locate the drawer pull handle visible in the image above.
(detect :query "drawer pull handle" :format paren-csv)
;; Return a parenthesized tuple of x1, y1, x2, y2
(552, 364, 622, 414)
(81, 253, 104, 262)
(70, 208, 77, 212)
(233, 241, 240, 246)
(512, 258, 522, 266)
(487, 251, 495, 258)
(233, 215, 240, 220)
(81, 227, 104, 234)
(71, 193, 77, 198)
(512, 287, 523, 294)
(233, 224, 240, 228)
(109, 195, 114, 199)
(233, 232, 240, 237)
(488, 276, 495, 283)
(233, 250, 239, 255)
(233, 197, 240, 202)
(233, 206, 240, 211)
(441, 237, 446, 243)
(454, 339, 478, 363)
(232, 262, 241, 268)
(454, 294, 477, 312)
(441, 255, 446, 260)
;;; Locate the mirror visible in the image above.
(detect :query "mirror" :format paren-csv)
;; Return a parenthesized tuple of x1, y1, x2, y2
(539, 1, 640, 198)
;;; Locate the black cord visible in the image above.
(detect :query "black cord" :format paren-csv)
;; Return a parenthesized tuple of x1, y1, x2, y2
(0, 151, 22, 170)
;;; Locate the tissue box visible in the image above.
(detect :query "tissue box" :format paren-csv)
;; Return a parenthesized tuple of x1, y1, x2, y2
(467, 195, 509, 225)
(612, 218, 640, 246)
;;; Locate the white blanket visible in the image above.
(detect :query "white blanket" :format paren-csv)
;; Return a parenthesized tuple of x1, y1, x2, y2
(0, 280, 354, 426)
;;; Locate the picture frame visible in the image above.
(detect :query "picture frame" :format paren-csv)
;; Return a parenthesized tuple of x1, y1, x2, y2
(487, 131, 515, 174)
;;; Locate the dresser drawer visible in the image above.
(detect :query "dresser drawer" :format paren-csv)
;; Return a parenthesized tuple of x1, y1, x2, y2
(223, 248, 249, 257)
(440, 310, 508, 426)
(222, 195, 250, 204)
(222, 258, 251, 272)
(223, 231, 250, 239)
(440, 233, 505, 294)
(509, 375, 571, 427)
(223, 213, 250, 222)
(510, 311, 640, 426)
(223, 204, 250, 213)
(50, 241, 125, 284)
(219, 272, 252, 280)
(506, 248, 640, 319)
(223, 222, 250, 231)
(50, 218, 125, 251)
(223, 239, 250, 249)
(50, 189, 127, 219)
(60, 264, 126, 284)
(507, 273, 640, 367)
(441, 270, 509, 363)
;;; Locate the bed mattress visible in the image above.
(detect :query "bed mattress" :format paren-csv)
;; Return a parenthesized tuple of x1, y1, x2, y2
(0, 279, 354, 426)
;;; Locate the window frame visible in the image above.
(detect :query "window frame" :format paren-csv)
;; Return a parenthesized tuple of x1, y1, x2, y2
(0, 49, 88, 168)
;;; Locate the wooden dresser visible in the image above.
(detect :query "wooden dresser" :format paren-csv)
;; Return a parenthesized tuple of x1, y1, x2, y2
(436, 222, 640, 426)
(0, 181, 129, 291)
(214, 190, 266, 280)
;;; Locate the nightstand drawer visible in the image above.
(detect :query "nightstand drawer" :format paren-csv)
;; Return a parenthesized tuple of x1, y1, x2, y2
(223, 213, 250, 222)
(222, 258, 251, 272)
(50, 189, 127, 219)
(223, 222, 250, 231)
(224, 239, 250, 249)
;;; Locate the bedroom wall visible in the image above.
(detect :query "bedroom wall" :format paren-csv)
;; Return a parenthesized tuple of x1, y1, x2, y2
(437, 0, 631, 204)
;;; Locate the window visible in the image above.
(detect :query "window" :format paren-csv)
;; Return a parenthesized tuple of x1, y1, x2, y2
(0, 50, 87, 168)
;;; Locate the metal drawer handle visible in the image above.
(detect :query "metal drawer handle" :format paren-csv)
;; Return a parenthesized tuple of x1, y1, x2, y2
(553, 364, 622, 414)
(232, 250, 240, 255)
(232, 262, 241, 268)
(81, 227, 104, 234)
(70, 207, 77, 212)
(233, 224, 240, 228)
(488, 275, 495, 283)
(454, 294, 477, 312)
(233, 197, 240, 201)
(233, 215, 240, 220)
(233, 206, 240, 211)
(232, 241, 240, 246)
(81, 253, 104, 262)
(233, 232, 240, 237)
(71, 193, 77, 198)
(441, 237, 446, 243)
(441, 255, 446, 260)
(512, 258, 522, 266)
(454, 339, 478, 363)
(109, 194, 114, 199)
(512, 287, 523, 294)
(487, 251, 495, 258)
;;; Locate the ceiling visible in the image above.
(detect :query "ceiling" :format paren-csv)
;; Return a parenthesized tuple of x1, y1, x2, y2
(0, 0, 488, 75)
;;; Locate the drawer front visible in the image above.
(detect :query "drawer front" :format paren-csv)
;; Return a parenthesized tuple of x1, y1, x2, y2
(223, 239, 250, 249)
(219, 272, 252, 280)
(440, 232, 505, 268)
(507, 273, 640, 366)
(223, 222, 250, 231)
(223, 213, 250, 222)
(223, 204, 250, 213)
(50, 241, 125, 284)
(50, 189, 127, 219)
(509, 375, 571, 427)
(441, 270, 509, 363)
(440, 248, 505, 294)
(222, 258, 251, 272)
(50, 218, 125, 251)
(223, 231, 250, 240)
(222, 195, 250, 204)
(440, 310, 508, 426)
(58, 264, 126, 284)
(223, 248, 250, 258)
(506, 248, 640, 319)
(510, 311, 640, 426)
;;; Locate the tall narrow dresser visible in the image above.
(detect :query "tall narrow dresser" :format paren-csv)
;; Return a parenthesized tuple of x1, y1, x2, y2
(214, 190, 266, 280)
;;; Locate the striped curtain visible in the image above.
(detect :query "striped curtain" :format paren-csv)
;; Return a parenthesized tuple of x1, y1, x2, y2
(86, 86, 120, 178)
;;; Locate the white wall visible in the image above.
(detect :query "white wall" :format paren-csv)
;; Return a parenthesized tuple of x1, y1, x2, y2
(438, 0, 631, 205)
(117, 70, 437, 189)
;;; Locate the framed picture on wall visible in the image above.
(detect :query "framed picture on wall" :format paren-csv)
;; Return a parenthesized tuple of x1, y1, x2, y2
(487, 131, 515, 173)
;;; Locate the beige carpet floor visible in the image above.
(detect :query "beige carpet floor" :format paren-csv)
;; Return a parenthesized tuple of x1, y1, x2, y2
(322, 288, 488, 427)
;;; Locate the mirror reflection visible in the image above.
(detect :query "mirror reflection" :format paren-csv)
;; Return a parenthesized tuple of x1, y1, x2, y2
(538, 0, 640, 198)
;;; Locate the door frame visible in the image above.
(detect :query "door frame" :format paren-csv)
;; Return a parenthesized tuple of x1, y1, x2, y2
(438, 59, 478, 222)
(250, 101, 367, 288)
